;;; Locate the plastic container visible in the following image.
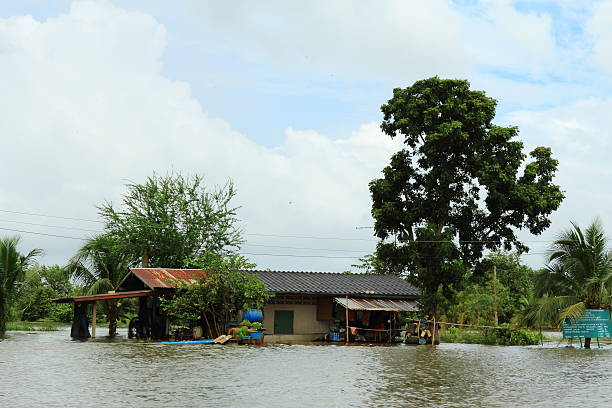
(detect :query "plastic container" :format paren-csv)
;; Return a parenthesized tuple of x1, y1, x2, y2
(248, 330, 264, 340)
(328, 332, 342, 342)
(242, 309, 264, 323)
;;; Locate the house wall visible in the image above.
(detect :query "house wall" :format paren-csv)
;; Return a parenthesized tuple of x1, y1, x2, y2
(262, 303, 331, 343)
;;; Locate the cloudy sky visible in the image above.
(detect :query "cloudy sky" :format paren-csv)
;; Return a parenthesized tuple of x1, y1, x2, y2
(1, 0, 611, 271)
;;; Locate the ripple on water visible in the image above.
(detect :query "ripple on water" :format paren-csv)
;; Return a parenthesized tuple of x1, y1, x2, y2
(1, 330, 611, 407)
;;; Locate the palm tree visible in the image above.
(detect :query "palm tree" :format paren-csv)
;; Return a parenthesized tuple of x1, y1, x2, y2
(531, 219, 612, 348)
(0, 236, 42, 337)
(68, 234, 131, 337)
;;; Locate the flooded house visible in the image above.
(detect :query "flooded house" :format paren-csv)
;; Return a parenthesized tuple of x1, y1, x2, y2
(56, 268, 421, 343)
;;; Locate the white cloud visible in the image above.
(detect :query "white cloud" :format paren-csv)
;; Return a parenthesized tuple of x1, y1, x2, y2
(181, 0, 566, 83)
(586, 0, 612, 73)
(0, 1, 402, 271)
(185, 0, 469, 81)
(506, 98, 612, 263)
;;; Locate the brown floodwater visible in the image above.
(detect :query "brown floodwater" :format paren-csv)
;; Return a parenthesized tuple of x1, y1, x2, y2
(1, 327, 611, 407)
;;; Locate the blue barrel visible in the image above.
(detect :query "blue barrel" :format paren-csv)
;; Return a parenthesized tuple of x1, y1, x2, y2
(242, 309, 263, 323)
(248, 330, 264, 340)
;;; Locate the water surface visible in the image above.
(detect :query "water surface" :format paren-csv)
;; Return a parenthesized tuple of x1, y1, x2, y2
(1, 328, 611, 407)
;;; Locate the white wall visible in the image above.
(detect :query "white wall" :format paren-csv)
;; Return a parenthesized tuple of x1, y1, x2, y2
(263, 303, 330, 335)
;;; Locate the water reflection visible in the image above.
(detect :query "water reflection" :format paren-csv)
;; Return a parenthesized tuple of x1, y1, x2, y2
(1, 329, 611, 407)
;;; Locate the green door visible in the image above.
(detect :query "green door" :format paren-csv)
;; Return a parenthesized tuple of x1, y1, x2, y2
(274, 310, 294, 334)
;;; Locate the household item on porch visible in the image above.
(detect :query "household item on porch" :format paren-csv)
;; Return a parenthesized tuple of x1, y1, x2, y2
(213, 335, 232, 344)
(328, 332, 342, 342)
(242, 309, 263, 323)
(248, 330, 264, 340)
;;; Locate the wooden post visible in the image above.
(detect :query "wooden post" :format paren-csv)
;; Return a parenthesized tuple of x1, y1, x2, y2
(493, 264, 498, 327)
(91, 302, 97, 339)
(345, 295, 349, 344)
(431, 315, 436, 346)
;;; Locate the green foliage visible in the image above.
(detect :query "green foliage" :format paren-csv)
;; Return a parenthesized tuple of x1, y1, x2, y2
(369, 77, 564, 314)
(161, 253, 272, 337)
(235, 326, 249, 338)
(13, 265, 75, 323)
(440, 326, 539, 346)
(99, 172, 243, 268)
(239, 319, 252, 327)
(251, 322, 263, 330)
(447, 281, 511, 326)
(444, 252, 538, 325)
(0, 236, 42, 337)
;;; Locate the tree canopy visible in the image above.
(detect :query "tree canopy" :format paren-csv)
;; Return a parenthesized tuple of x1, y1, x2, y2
(99, 173, 242, 268)
(0, 236, 42, 337)
(369, 77, 564, 313)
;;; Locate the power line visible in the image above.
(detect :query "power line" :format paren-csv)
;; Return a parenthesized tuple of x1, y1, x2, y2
(243, 232, 376, 241)
(0, 226, 550, 260)
(0, 209, 104, 223)
(0, 219, 102, 233)
(0, 227, 86, 241)
(242, 243, 371, 253)
(241, 252, 362, 259)
(0, 208, 558, 245)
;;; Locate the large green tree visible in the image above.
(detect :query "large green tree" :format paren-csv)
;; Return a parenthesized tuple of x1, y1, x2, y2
(531, 219, 612, 348)
(99, 173, 242, 268)
(0, 237, 42, 337)
(68, 234, 131, 337)
(369, 77, 564, 314)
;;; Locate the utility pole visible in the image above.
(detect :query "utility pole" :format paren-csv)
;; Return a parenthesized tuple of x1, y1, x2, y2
(493, 264, 498, 326)
(142, 249, 149, 268)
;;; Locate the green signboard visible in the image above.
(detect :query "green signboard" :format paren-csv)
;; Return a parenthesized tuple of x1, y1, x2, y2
(562, 309, 612, 338)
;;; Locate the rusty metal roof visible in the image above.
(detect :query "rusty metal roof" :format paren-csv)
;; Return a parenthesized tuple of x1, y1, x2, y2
(53, 290, 155, 303)
(127, 268, 207, 290)
(334, 297, 419, 312)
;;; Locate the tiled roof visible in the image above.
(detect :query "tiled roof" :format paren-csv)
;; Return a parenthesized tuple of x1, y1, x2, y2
(251, 270, 420, 298)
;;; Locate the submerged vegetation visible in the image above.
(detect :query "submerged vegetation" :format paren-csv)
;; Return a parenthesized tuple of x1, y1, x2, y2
(440, 326, 540, 346)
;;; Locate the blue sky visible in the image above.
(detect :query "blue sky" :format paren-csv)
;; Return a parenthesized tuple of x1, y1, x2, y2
(2, 0, 612, 271)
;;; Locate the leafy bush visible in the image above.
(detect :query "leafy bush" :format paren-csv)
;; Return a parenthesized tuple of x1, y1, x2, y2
(239, 320, 252, 327)
(440, 326, 540, 345)
(251, 322, 263, 330)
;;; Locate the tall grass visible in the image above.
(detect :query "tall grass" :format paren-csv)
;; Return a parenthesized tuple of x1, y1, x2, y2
(6, 321, 66, 331)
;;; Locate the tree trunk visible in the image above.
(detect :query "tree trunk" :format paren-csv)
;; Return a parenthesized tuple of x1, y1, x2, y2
(0, 294, 7, 337)
(107, 302, 118, 337)
(585, 337, 591, 349)
(108, 318, 117, 337)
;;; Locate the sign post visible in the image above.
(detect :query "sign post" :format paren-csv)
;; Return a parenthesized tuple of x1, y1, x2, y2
(562, 309, 612, 347)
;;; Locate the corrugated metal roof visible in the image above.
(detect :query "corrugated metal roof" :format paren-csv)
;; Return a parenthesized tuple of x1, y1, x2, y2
(251, 270, 420, 298)
(53, 290, 155, 303)
(129, 268, 206, 289)
(334, 297, 419, 312)
(119, 268, 420, 299)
